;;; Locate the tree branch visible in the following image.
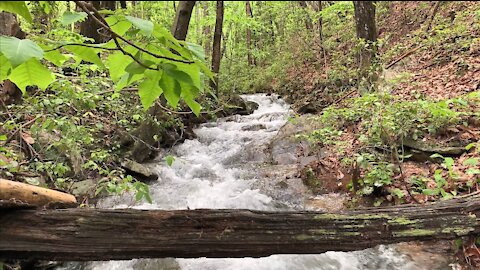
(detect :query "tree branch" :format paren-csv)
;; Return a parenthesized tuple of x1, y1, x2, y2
(74, 1, 194, 64)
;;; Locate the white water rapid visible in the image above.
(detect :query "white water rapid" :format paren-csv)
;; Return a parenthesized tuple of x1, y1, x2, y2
(58, 94, 453, 270)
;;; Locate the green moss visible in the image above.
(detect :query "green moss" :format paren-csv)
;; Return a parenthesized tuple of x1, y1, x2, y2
(393, 229, 436, 237)
(387, 217, 418, 225)
(441, 227, 475, 236)
(314, 213, 389, 220)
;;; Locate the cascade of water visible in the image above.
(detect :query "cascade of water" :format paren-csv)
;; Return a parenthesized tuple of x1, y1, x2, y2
(58, 94, 450, 270)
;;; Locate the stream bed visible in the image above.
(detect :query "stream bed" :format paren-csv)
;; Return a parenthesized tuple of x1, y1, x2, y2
(58, 94, 455, 270)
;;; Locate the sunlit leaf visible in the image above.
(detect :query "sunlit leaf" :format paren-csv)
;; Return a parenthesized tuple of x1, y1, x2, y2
(59, 11, 88, 25)
(65, 45, 103, 67)
(138, 70, 163, 110)
(8, 58, 55, 94)
(105, 15, 132, 36)
(159, 74, 181, 108)
(126, 15, 154, 36)
(0, 1, 32, 23)
(0, 54, 12, 81)
(0, 36, 43, 67)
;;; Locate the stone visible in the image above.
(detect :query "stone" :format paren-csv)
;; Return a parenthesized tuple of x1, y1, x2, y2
(71, 179, 96, 197)
(121, 159, 158, 182)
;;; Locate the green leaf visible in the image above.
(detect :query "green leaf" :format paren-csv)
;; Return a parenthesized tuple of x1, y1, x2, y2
(106, 52, 131, 82)
(186, 42, 206, 61)
(43, 49, 68, 67)
(463, 158, 479, 167)
(8, 58, 55, 94)
(0, 134, 7, 140)
(138, 70, 163, 110)
(125, 60, 154, 75)
(466, 143, 477, 151)
(0, 1, 32, 23)
(165, 155, 175, 166)
(59, 11, 88, 25)
(105, 15, 132, 36)
(159, 74, 181, 108)
(64, 45, 103, 67)
(125, 16, 154, 36)
(422, 188, 439, 196)
(115, 72, 144, 91)
(0, 54, 12, 81)
(0, 36, 44, 67)
(430, 153, 444, 159)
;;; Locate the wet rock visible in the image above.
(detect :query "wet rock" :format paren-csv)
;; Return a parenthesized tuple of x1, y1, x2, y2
(222, 94, 259, 116)
(241, 123, 267, 131)
(268, 115, 322, 165)
(71, 179, 96, 197)
(121, 159, 158, 182)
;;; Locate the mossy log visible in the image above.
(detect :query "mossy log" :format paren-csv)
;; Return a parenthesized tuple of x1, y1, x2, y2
(1, 195, 480, 261)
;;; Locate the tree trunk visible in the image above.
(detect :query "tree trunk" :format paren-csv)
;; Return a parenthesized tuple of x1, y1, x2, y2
(120, 0, 127, 9)
(298, 1, 313, 30)
(0, 12, 25, 105)
(2, 195, 480, 261)
(171, 1, 196, 41)
(246, 1, 255, 66)
(210, 1, 224, 94)
(353, 1, 377, 74)
(202, 2, 211, 57)
(79, 1, 102, 43)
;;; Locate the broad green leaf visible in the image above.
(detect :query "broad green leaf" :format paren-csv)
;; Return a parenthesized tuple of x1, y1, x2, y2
(0, 1, 32, 23)
(126, 16, 154, 36)
(159, 74, 181, 108)
(43, 49, 68, 67)
(65, 45, 103, 67)
(184, 96, 202, 116)
(186, 42, 206, 61)
(0, 36, 43, 67)
(106, 52, 131, 82)
(138, 70, 163, 110)
(175, 62, 202, 90)
(8, 58, 55, 94)
(115, 72, 144, 91)
(195, 59, 215, 81)
(0, 54, 12, 81)
(163, 67, 194, 85)
(0, 134, 7, 140)
(105, 15, 132, 36)
(59, 11, 88, 25)
(125, 60, 155, 75)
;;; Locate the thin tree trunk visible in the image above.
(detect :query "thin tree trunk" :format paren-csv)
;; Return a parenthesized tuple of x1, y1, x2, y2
(171, 1, 196, 41)
(120, 1, 127, 9)
(2, 195, 480, 260)
(210, 1, 224, 94)
(79, 1, 102, 43)
(202, 2, 211, 57)
(246, 1, 255, 66)
(353, 1, 377, 75)
(426, 1, 442, 32)
(298, 1, 313, 30)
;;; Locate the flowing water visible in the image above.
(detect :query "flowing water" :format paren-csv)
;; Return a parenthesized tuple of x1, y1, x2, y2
(59, 94, 454, 270)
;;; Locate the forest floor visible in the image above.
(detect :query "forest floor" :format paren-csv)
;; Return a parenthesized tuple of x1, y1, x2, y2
(271, 1, 480, 268)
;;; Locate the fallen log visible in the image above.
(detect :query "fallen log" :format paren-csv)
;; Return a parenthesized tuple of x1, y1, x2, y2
(0, 179, 77, 209)
(1, 195, 480, 261)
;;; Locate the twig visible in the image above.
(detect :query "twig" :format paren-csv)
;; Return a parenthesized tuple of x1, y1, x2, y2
(74, 1, 194, 64)
(385, 45, 422, 70)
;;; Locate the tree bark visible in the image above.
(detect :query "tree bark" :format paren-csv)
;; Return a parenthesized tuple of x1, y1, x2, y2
(202, 2, 211, 57)
(246, 1, 255, 66)
(0, 12, 25, 105)
(2, 195, 480, 261)
(120, 0, 127, 9)
(171, 1, 196, 41)
(79, 1, 102, 43)
(298, 1, 313, 30)
(210, 1, 224, 94)
(353, 1, 377, 73)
